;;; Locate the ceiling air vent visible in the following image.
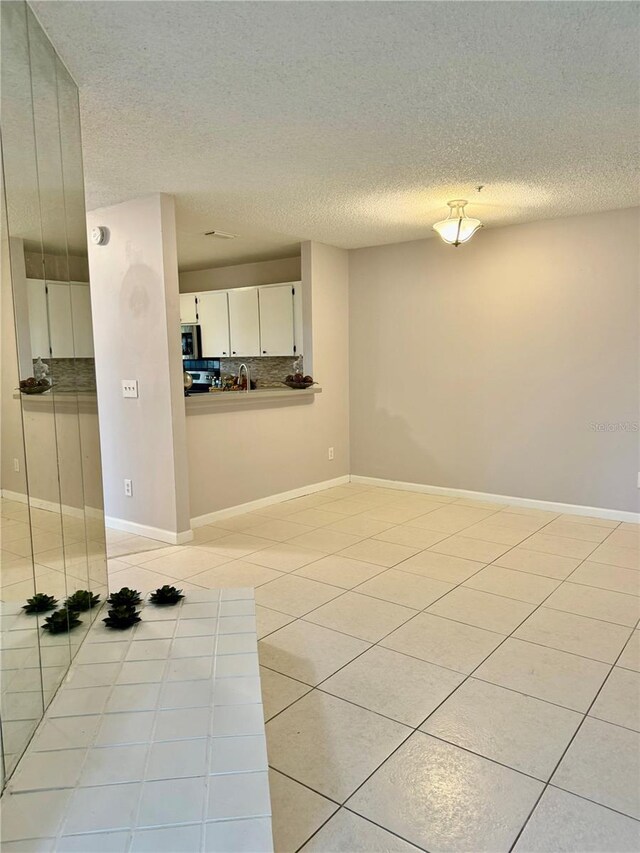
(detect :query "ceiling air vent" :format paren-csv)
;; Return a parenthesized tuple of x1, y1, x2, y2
(204, 229, 237, 239)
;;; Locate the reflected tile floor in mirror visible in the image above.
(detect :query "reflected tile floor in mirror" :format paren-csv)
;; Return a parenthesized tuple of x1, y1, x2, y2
(102, 483, 639, 852)
(1, 498, 107, 777)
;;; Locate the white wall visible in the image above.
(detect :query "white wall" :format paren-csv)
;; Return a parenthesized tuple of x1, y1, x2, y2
(87, 194, 191, 541)
(179, 256, 301, 293)
(349, 208, 640, 514)
(186, 241, 349, 518)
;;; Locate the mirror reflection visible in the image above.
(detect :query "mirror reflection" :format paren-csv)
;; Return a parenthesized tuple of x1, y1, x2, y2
(1, 0, 107, 784)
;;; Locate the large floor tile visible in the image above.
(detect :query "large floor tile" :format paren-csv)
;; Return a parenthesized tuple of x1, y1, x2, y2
(428, 535, 511, 563)
(140, 548, 230, 579)
(244, 518, 316, 542)
(258, 620, 370, 685)
(373, 525, 449, 549)
(513, 786, 640, 852)
(266, 690, 410, 802)
(427, 586, 535, 634)
(294, 554, 384, 589)
(475, 638, 610, 712)
(300, 808, 424, 852)
(255, 604, 294, 639)
(522, 532, 598, 560)
(287, 508, 349, 528)
(405, 504, 499, 534)
(398, 550, 485, 583)
(259, 665, 310, 721)
(321, 646, 464, 727)
(244, 542, 326, 572)
(188, 560, 282, 589)
(543, 520, 612, 543)
(421, 678, 582, 780)
(589, 667, 640, 730)
(354, 568, 453, 610)
(569, 561, 640, 596)
(325, 515, 394, 538)
(463, 564, 559, 604)
(255, 574, 343, 617)
(494, 547, 581, 580)
(589, 542, 639, 570)
(544, 582, 640, 627)
(461, 521, 539, 547)
(618, 630, 640, 671)
(513, 606, 632, 663)
(552, 717, 640, 818)
(381, 612, 503, 674)
(607, 528, 640, 550)
(303, 591, 417, 643)
(337, 539, 420, 568)
(348, 732, 543, 852)
(206, 532, 276, 560)
(269, 768, 337, 853)
(288, 528, 363, 554)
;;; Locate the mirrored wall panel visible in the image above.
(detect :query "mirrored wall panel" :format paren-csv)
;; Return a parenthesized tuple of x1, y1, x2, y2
(1, 0, 108, 785)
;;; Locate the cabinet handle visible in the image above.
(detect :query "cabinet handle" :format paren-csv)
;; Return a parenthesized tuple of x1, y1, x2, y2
(222, 351, 227, 355)
(232, 351, 236, 354)
(262, 350, 267, 354)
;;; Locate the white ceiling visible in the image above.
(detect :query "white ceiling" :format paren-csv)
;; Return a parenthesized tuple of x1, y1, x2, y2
(31, 1, 640, 271)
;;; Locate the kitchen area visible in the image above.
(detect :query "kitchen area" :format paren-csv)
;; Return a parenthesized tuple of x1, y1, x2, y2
(180, 270, 319, 403)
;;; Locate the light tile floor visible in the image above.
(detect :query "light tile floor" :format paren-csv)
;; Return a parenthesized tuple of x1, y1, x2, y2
(104, 483, 639, 851)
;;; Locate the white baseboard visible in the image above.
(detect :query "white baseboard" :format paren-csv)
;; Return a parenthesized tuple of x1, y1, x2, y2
(105, 515, 194, 545)
(1, 489, 103, 521)
(349, 476, 640, 524)
(190, 475, 350, 528)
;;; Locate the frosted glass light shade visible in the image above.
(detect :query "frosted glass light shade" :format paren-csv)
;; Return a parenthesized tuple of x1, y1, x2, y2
(433, 200, 482, 246)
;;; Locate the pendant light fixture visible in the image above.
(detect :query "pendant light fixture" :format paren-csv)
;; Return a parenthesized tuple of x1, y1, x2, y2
(433, 199, 482, 246)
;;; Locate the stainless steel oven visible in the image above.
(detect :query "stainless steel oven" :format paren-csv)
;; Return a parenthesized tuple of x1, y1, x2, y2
(181, 324, 201, 359)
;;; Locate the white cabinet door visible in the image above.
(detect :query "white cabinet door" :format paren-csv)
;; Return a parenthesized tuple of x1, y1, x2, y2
(27, 278, 49, 360)
(258, 284, 294, 356)
(179, 293, 198, 324)
(293, 282, 303, 357)
(198, 291, 230, 357)
(228, 289, 260, 356)
(70, 283, 94, 357)
(47, 282, 74, 358)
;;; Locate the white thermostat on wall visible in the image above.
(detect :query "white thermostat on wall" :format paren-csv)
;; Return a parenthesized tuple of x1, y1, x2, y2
(90, 225, 108, 245)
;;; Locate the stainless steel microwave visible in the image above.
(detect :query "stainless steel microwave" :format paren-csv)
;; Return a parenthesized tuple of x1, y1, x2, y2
(181, 324, 201, 359)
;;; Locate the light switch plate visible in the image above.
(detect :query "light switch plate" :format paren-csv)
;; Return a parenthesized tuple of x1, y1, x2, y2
(122, 380, 138, 399)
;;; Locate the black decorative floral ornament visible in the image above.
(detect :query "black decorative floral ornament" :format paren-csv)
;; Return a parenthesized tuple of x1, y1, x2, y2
(23, 593, 58, 614)
(149, 585, 184, 606)
(42, 607, 82, 633)
(107, 587, 142, 607)
(64, 590, 101, 612)
(102, 605, 141, 630)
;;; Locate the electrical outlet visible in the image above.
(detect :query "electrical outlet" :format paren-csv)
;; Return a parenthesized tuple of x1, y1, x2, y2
(122, 380, 138, 399)
(124, 479, 133, 497)
(13, 458, 19, 473)
(328, 447, 334, 461)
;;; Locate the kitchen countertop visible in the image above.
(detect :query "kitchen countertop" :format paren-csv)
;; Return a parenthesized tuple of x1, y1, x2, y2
(185, 386, 321, 411)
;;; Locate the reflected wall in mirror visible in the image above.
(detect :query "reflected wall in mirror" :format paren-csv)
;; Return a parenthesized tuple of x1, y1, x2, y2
(0, 0, 108, 785)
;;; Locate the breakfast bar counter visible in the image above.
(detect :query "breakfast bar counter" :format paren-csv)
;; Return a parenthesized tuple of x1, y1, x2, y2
(185, 386, 321, 411)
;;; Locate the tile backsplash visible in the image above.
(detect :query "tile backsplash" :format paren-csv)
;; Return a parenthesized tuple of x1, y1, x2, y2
(219, 356, 300, 388)
(32, 358, 96, 393)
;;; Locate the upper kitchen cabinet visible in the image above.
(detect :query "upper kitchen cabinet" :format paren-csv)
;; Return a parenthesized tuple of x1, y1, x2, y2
(179, 293, 198, 324)
(26, 278, 49, 359)
(258, 284, 294, 356)
(70, 283, 95, 357)
(26, 278, 95, 359)
(198, 291, 230, 357)
(228, 288, 260, 356)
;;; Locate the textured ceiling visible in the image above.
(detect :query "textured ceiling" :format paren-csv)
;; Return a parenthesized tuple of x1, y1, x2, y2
(31, 1, 640, 270)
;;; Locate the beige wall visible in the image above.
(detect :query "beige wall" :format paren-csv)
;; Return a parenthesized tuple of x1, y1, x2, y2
(87, 194, 191, 540)
(186, 241, 349, 518)
(179, 255, 301, 293)
(349, 208, 640, 513)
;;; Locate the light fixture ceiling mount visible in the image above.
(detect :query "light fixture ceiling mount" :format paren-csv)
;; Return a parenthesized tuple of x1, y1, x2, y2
(433, 199, 482, 247)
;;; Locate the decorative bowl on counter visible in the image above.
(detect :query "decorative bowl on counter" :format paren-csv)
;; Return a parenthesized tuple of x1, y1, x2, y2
(18, 379, 53, 394)
(283, 373, 316, 390)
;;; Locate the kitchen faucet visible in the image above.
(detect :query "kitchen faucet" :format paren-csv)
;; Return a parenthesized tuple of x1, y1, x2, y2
(238, 363, 250, 393)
